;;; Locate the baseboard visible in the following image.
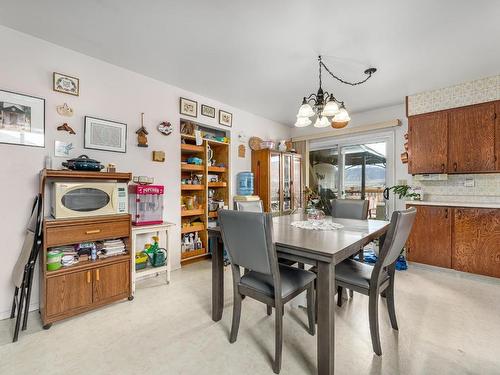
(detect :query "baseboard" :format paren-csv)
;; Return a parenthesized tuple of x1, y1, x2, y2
(0, 301, 39, 321)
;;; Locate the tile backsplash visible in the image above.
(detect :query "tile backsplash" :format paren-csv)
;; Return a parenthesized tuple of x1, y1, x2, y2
(412, 174, 500, 203)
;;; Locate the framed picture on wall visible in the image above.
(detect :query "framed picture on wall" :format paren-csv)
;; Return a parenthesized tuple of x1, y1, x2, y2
(179, 97, 197, 117)
(219, 110, 232, 127)
(0, 89, 45, 148)
(201, 104, 215, 118)
(53, 72, 80, 96)
(84, 116, 127, 153)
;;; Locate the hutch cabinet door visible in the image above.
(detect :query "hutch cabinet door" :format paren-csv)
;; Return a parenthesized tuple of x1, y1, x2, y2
(496, 101, 500, 170)
(282, 154, 292, 212)
(406, 205, 452, 268)
(46, 270, 93, 317)
(269, 152, 281, 213)
(448, 102, 496, 173)
(408, 111, 448, 174)
(453, 208, 500, 278)
(93, 261, 130, 303)
(292, 155, 302, 210)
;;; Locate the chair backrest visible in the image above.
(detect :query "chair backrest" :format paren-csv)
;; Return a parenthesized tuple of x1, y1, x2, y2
(378, 207, 417, 268)
(218, 210, 278, 276)
(331, 199, 369, 220)
(234, 200, 264, 213)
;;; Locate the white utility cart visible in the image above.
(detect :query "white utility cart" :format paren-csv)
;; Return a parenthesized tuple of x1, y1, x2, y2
(131, 222, 175, 296)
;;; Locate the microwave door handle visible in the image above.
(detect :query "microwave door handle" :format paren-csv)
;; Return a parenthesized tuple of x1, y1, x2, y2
(111, 187, 118, 211)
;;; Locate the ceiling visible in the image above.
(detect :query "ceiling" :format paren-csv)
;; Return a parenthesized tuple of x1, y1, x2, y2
(1, 0, 499, 126)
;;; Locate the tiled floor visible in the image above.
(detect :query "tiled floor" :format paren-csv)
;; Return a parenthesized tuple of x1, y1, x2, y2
(1, 261, 499, 375)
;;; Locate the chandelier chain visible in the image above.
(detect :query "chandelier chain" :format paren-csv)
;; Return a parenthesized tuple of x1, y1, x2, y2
(319, 60, 374, 86)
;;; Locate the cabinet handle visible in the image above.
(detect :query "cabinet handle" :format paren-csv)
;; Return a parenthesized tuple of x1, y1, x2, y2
(441, 163, 445, 172)
(87, 271, 91, 284)
(444, 208, 448, 219)
(453, 162, 457, 172)
(85, 229, 101, 234)
(96, 269, 100, 281)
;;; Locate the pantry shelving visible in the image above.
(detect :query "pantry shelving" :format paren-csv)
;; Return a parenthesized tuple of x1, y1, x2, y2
(180, 119, 230, 264)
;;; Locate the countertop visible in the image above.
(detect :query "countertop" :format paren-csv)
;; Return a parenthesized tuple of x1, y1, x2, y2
(405, 200, 500, 209)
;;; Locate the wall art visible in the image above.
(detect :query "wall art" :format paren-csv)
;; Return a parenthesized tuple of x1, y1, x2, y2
(157, 121, 172, 136)
(54, 140, 74, 157)
(179, 97, 197, 117)
(84, 116, 127, 153)
(201, 104, 215, 118)
(56, 103, 74, 117)
(136, 112, 149, 147)
(57, 122, 76, 134)
(0, 89, 45, 148)
(53, 72, 80, 96)
(219, 110, 232, 127)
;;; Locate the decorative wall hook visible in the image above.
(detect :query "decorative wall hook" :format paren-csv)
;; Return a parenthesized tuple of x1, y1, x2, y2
(56, 103, 74, 117)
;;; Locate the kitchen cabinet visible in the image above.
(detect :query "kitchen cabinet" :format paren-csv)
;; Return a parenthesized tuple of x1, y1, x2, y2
(408, 100, 499, 175)
(46, 270, 93, 317)
(406, 205, 452, 268)
(448, 102, 496, 173)
(453, 208, 500, 278)
(408, 112, 448, 174)
(252, 150, 303, 213)
(93, 261, 130, 303)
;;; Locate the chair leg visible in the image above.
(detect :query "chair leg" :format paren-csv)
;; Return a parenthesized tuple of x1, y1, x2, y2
(368, 289, 382, 356)
(273, 302, 283, 374)
(349, 289, 354, 298)
(229, 291, 243, 343)
(267, 305, 272, 316)
(10, 287, 19, 319)
(386, 281, 398, 330)
(22, 266, 35, 330)
(13, 283, 26, 343)
(314, 279, 318, 323)
(337, 286, 343, 307)
(306, 284, 315, 335)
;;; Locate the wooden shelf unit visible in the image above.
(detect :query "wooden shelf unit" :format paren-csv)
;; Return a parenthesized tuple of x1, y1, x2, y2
(39, 170, 133, 327)
(180, 121, 230, 264)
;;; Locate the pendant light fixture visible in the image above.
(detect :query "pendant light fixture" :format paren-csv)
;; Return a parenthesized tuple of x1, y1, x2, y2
(295, 56, 376, 128)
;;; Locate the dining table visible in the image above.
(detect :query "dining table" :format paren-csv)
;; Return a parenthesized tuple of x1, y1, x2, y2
(208, 213, 390, 375)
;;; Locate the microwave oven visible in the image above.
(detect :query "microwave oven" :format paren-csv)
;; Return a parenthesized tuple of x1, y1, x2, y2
(51, 182, 128, 219)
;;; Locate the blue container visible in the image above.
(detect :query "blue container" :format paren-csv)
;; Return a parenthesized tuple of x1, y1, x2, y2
(237, 172, 254, 196)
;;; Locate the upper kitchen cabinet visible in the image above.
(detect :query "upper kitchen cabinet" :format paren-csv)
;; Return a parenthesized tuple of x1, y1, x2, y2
(448, 102, 496, 173)
(407, 100, 499, 175)
(408, 112, 448, 174)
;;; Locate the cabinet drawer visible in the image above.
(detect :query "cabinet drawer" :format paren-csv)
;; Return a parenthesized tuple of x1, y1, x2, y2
(46, 217, 130, 247)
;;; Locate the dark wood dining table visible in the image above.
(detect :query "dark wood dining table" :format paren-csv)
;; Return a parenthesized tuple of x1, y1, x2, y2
(208, 213, 390, 375)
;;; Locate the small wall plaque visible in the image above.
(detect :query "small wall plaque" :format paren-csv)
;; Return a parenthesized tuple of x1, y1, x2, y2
(152, 151, 165, 162)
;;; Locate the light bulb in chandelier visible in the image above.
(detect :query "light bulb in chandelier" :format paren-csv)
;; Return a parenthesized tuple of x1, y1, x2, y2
(314, 116, 330, 128)
(294, 117, 312, 127)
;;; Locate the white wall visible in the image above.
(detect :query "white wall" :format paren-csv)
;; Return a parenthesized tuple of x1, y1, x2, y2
(292, 104, 412, 210)
(0, 25, 291, 318)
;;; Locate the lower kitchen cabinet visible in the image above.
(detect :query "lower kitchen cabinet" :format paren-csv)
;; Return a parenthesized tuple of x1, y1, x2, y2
(46, 270, 93, 317)
(407, 205, 500, 278)
(407, 205, 452, 268)
(93, 261, 130, 303)
(453, 208, 500, 278)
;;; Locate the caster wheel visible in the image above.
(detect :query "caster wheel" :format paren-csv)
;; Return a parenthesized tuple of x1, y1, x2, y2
(128, 296, 134, 301)
(43, 323, 52, 330)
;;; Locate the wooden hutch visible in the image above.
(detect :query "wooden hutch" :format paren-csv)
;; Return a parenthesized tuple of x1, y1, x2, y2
(252, 149, 302, 214)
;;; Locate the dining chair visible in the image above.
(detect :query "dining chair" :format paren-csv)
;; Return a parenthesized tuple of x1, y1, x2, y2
(234, 200, 296, 270)
(335, 207, 416, 355)
(219, 210, 316, 374)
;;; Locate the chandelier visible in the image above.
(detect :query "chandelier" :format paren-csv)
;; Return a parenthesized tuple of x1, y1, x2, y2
(295, 56, 377, 128)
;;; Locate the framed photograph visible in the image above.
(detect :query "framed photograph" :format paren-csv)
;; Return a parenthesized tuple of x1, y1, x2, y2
(219, 110, 232, 127)
(0, 89, 45, 148)
(201, 104, 215, 118)
(179, 97, 197, 117)
(84, 116, 127, 153)
(53, 72, 80, 96)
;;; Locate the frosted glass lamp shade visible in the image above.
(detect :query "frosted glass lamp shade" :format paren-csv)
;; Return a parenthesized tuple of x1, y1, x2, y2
(297, 103, 315, 118)
(314, 116, 330, 128)
(332, 107, 350, 123)
(294, 117, 312, 127)
(321, 100, 340, 117)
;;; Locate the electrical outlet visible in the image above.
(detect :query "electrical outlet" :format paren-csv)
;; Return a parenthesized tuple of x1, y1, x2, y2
(464, 178, 475, 187)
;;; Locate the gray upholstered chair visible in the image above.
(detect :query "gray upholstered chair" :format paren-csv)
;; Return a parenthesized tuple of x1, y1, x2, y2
(331, 198, 370, 220)
(219, 210, 316, 374)
(336, 207, 416, 355)
(234, 199, 264, 212)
